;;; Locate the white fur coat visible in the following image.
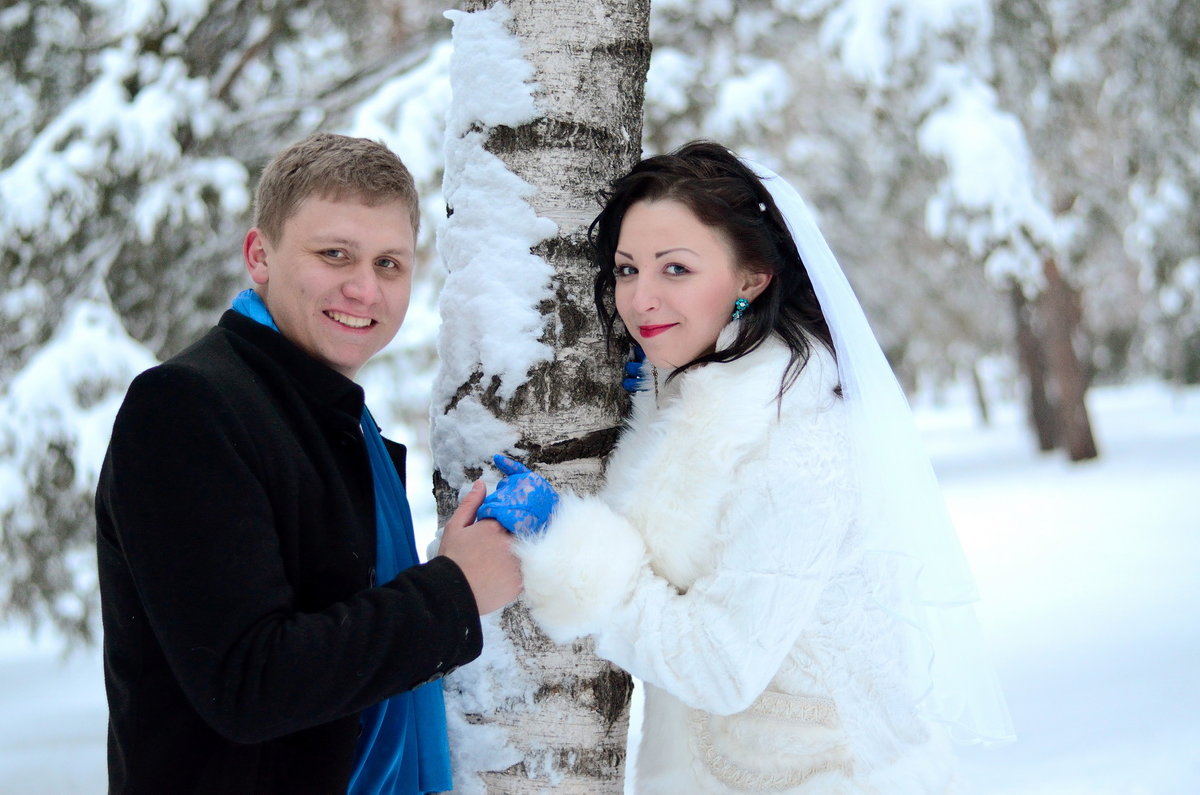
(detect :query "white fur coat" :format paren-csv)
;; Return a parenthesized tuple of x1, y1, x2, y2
(517, 333, 954, 793)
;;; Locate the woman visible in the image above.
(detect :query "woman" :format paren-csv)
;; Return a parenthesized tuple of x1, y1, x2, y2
(482, 142, 1012, 792)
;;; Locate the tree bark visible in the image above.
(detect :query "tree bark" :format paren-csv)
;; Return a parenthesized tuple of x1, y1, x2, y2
(1040, 258, 1099, 461)
(434, 1, 650, 791)
(969, 362, 991, 427)
(1009, 280, 1057, 452)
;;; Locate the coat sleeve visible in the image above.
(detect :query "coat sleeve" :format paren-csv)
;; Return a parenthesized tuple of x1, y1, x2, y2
(99, 364, 482, 743)
(517, 404, 854, 717)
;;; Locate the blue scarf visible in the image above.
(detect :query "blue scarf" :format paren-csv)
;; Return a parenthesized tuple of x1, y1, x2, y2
(231, 290, 453, 794)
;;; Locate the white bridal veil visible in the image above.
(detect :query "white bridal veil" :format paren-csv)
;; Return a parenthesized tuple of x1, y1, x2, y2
(748, 160, 1015, 745)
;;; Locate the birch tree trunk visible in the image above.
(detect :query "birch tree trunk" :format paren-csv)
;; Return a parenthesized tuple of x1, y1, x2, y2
(432, 1, 650, 791)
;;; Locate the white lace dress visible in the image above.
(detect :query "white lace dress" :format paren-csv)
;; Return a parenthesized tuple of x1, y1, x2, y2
(516, 333, 955, 793)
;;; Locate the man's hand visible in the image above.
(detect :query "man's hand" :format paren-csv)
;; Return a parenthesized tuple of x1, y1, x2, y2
(437, 480, 523, 615)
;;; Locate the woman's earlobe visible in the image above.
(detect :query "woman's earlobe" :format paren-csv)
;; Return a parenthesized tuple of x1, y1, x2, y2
(742, 271, 773, 301)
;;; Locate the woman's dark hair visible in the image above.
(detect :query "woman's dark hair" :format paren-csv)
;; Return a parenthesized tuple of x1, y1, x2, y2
(589, 140, 836, 397)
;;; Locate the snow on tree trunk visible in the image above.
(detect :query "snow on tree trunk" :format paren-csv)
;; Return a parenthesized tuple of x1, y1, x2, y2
(431, 1, 649, 791)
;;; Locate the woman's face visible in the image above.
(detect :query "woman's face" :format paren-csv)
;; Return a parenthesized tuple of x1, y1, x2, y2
(614, 199, 770, 371)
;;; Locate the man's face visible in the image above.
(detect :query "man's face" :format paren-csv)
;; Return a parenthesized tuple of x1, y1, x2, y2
(244, 196, 415, 379)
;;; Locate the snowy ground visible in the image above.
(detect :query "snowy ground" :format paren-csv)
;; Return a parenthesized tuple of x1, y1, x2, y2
(936, 383, 1200, 794)
(1, 381, 1197, 793)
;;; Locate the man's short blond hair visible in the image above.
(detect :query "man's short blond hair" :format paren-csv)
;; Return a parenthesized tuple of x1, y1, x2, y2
(253, 132, 420, 244)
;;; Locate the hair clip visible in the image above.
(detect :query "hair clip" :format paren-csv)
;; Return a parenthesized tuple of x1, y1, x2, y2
(757, 202, 767, 212)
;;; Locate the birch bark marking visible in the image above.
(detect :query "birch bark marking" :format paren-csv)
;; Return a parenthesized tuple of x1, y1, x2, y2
(433, 1, 649, 792)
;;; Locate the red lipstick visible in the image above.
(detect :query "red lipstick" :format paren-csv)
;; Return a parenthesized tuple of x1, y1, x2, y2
(639, 324, 676, 338)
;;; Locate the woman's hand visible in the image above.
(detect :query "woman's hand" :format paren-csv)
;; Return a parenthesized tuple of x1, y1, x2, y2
(623, 344, 647, 392)
(476, 455, 560, 538)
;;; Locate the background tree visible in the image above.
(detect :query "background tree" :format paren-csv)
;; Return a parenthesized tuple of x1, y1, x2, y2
(429, 2, 649, 791)
(644, 0, 1010, 413)
(642, 0, 1110, 456)
(1046, 0, 1200, 386)
(2, 0, 1196, 760)
(0, 0, 454, 641)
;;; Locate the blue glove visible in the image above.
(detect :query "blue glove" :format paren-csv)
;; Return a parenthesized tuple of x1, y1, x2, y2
(623, 344, 647, 393)
(476, 454, 560, 538)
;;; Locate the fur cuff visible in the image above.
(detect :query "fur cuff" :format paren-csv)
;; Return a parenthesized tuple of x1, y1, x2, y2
(516, 494, 646, 643)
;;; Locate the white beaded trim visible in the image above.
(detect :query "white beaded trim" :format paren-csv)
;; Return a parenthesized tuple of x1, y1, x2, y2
(751, 690, 842, 727)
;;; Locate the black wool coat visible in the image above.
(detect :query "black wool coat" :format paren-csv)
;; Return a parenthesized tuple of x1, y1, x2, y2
(96, 310, 482, 794)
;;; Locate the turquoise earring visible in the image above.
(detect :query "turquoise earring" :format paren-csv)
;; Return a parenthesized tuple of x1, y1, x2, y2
(731, 297, 750, 320)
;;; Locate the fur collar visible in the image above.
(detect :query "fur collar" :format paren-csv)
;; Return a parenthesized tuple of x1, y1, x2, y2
(603, 331, 840, 588)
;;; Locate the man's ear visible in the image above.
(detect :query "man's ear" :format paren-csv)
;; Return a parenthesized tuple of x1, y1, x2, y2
(244, 228, 270, 286)
(740, 270, 773, 302)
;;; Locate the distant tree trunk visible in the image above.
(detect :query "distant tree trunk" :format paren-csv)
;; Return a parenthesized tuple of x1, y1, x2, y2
(969, 363, 991, 426)
(1010, 280, 1057, 452)
(1040, 258, 1099, 461)
(434, 0, 650, 791)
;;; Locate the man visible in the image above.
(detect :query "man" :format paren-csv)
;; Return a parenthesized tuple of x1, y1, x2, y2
(95, 132, 521, 793)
